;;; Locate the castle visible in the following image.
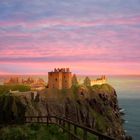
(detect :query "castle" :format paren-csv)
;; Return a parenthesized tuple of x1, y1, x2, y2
(4, 77, 35, 85)
(48, 68, 107, 89)
(91, 76, 107, 86)
(48, 68, 72, 89)
(4, 68, 107, 90)
(4, 77, 46, 91)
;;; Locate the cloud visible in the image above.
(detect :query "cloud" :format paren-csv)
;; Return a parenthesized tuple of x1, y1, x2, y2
(0, 61, 140, 75)
(0, 0, 140, 74)
(0, 0, 140, 22)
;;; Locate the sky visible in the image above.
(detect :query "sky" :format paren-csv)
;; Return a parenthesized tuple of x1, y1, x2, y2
(0, 0, 140, 75)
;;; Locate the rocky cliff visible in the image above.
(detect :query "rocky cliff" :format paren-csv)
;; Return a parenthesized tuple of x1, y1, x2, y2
(14, 84, 126, 140)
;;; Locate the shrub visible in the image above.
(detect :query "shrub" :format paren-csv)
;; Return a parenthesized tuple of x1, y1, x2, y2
(0, 93, 26, 124)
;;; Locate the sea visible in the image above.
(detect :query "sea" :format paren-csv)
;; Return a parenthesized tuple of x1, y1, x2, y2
(109, 75, 140, 140)
(0, 75, 140, 140)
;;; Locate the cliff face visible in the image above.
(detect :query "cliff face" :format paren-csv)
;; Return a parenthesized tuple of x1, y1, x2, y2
(18, 84, 125, 140)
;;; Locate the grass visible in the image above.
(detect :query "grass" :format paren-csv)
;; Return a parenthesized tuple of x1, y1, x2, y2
(0, 123, 98, 140)
(76, 127, 97, 140)
(92, 84, 114, 94)
(0, 85, 31, 94)
(0, 124, 68, 140)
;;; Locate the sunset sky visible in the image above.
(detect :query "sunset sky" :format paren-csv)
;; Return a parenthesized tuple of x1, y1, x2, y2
(0, 0, 140, 75)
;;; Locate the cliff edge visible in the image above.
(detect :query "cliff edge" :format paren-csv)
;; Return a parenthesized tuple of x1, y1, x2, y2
(14, 84, 125, 139)
(0, 84, 129, 139)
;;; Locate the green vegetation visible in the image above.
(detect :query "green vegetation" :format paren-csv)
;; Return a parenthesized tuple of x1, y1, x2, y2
(99, 84, 114, 94)
(0, 124, 68, 140)
(93, 111, 108, 132)
(0, 123, 98, 140)
(92, 84, 101, 91)
(0, 83, 117, 140)
(71, 85, 80, 99)
(67, 126, 97, 140)
(83, 76, 91, 86)
(0, 85, 31, 94)
(92, 84, 114, 94)
(0, 93, 26, 124)
(72, 74, 78, 86)
(60, 88, 67, 94)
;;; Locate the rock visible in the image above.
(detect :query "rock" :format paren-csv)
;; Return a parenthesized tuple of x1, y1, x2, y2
(8, 84, 129, 139)
(125, 136, 133, 140)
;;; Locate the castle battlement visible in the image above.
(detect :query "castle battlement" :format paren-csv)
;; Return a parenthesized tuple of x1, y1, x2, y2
(53, 68, 70, 73)
(48, 68, 72, 89)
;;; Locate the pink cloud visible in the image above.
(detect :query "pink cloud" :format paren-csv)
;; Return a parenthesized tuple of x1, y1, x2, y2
(0, 61, 139, 75)
(0, 15, 140, 75)
(29, 15, 140, 27)
(0, 15, 140, 30)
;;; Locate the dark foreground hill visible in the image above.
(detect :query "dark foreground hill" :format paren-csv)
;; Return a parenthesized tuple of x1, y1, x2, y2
(0, 84, 131, 140)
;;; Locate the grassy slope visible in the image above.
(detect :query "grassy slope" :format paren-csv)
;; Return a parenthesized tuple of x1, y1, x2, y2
(0, 124, 68, 140)
(0, 124, 97, 140)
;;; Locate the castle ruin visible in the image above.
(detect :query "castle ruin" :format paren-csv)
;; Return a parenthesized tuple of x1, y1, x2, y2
(91, 75, 107, 85)
(48, 68, 72, 89)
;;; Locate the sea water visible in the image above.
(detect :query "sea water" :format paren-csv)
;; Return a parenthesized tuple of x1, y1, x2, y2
(109, 75, 140, 140)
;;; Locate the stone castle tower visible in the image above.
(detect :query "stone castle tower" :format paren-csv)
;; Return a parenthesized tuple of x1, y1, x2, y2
(48, 68, 72, 89)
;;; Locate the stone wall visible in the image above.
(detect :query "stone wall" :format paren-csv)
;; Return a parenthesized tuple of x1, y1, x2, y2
(48, 68, 72, 89)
